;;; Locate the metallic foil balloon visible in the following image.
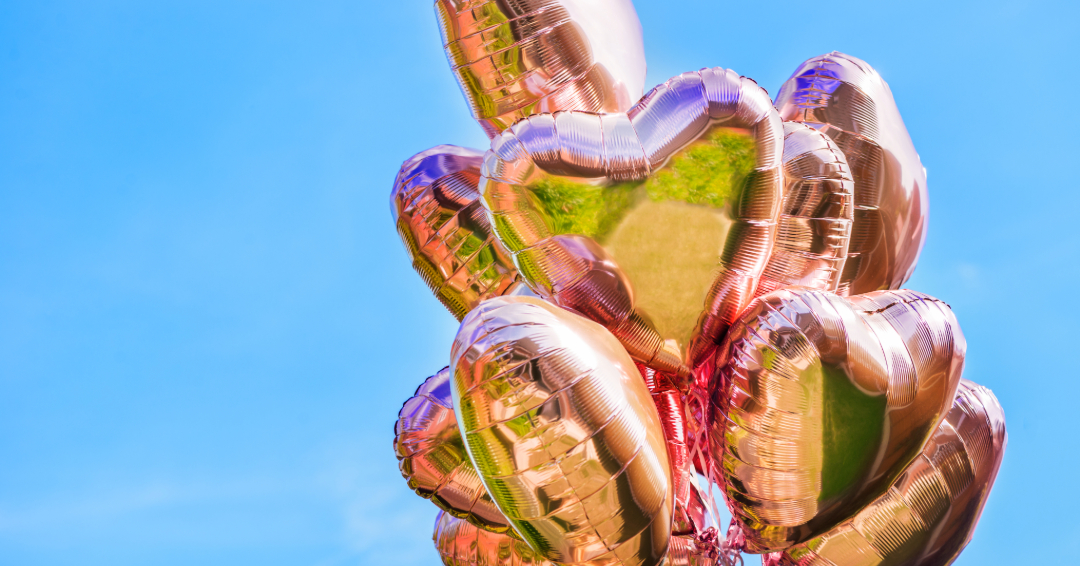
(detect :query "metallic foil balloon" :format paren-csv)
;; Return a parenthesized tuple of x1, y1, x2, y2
(756, 122, 853, 297)
(709, 287, 965, 552)
(434, 510, 551, 566)
(771, 379, 1006, 566)
(435, 0, 647, 138)
(480, 68, 786, 382)
(391, 145, 525, 320)
(775, 52, 928, 295)
(397, 365, 711, 547)
(394, 367, 513, 534)
(452, 296, 673, 566)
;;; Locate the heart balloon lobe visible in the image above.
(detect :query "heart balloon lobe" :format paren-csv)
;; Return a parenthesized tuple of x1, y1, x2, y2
(710, 287, 965, 552)
(481, 69, 786, 377)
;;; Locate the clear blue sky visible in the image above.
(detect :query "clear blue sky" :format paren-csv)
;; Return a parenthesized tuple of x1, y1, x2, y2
(1, 1, 1076, 565)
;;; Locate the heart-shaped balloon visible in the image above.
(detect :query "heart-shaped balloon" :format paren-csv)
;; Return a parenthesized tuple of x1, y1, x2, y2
(397, 363, 713, 546)
(435, 0, 646, 138)
(392, 145, 526, 320)
(775, 52, 928, 296)
(481, 68, 787, 381)
(394, 367, 513, 535)
(709, 287, 965, 552)
(452, 296, 673, 566)
(769, 379, 1006, 566)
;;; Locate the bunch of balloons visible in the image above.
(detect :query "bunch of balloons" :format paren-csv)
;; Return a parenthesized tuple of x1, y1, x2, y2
(389, 2, 1006, 565)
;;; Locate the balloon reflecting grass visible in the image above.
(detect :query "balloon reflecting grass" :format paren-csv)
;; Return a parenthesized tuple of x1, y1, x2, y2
(771, 380, 1006, 566)
(710, 288, 965, 552)
(481, 68, 785, 379)
(452, 296, 673, 566)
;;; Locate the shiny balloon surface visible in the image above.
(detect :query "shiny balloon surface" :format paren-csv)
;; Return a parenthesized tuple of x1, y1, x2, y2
(756, 122, 853, 298)
(709, 288, 965, 552)
(775, 52, 928, 296)
(773, 380, 1006, 566)
(432, 506, 720, 566)
(397, 365, 715, 553)
(392, 145, 524, 320)
(434, 510, 550, 566)
(481, 68, 785, 379)
(395, 367, 512, 534)
(435, 0, 647, 137)
(452, 296, 673, 566)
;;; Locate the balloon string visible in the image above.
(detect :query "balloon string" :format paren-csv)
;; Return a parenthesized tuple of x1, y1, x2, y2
(646, 356, 745, 566)
(760, 552, 783, 566)
(686, 360, 723, 524)
(684, 358, 746, 566)
(689, 522, 744, 566)
(719, 519, 746, 566)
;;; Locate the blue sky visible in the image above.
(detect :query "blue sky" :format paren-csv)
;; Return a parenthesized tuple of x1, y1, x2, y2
(1, 1, 1077, 565)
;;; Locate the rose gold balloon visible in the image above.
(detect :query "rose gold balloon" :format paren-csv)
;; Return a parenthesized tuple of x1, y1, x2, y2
(391, 145, 525, 320)
(481, 68, 786, 383)
(770, 379, 1006, 566)
(709, 287, 965, 552)
(394, 367, 513, 535)
(434, 510, 551, 566)
(452, 296, 673, 566)
(756, 122, 853, 297)
(435, 0, 647, 138)
(774, 52, 928, 295)
(398, 365, 713, 550)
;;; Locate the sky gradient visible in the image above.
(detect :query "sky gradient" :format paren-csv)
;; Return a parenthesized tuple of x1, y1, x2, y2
(2, 1, 1078, 565)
